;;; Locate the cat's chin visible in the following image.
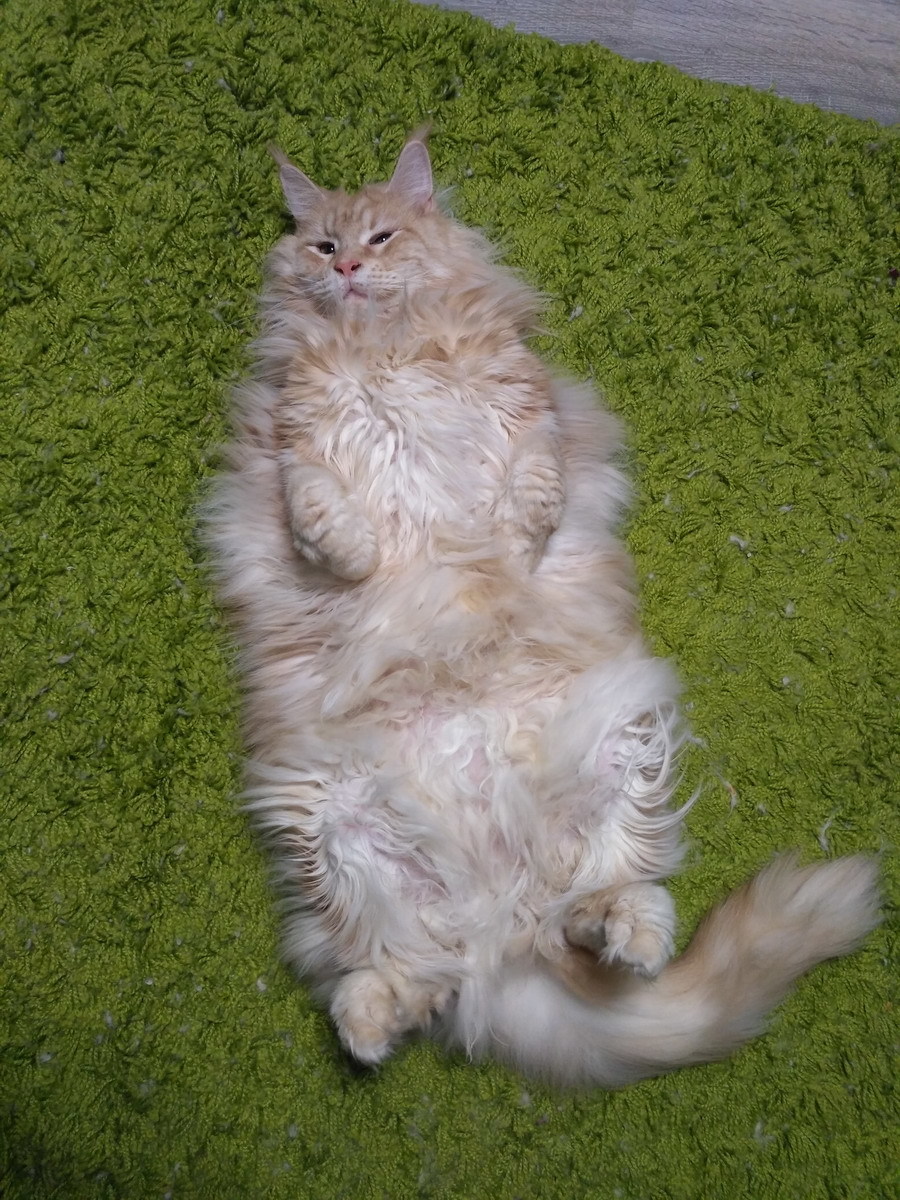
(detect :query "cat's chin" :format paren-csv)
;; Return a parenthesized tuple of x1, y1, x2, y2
(324, 291, 374, 319)
(335, 287, 400, 315)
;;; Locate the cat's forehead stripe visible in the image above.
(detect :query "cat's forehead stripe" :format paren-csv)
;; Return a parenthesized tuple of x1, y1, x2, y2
(319, 186, 393, 228)
(314, 188, 395, 237)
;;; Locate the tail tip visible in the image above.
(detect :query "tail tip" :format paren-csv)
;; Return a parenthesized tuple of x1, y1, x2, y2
(760, 852, 882, 954)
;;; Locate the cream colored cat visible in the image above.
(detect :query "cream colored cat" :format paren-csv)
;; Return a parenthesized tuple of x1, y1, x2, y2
(203, 132, 879, 1086)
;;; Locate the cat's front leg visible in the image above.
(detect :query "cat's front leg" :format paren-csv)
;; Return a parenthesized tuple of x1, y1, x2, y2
(280, 457, 380, 581)
(498, 439, 565, 569)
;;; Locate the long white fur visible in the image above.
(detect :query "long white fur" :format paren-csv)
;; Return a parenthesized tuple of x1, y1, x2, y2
(202, 136, 880, 1086)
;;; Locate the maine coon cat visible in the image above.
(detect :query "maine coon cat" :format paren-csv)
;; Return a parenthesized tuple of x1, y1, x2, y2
(203, 132, 880, 1086)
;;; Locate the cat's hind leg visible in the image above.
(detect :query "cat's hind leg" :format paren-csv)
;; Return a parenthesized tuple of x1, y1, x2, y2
(559, 695, 681, 977)
(256, 767, 456, 1065)
(534, 656, 689, 976)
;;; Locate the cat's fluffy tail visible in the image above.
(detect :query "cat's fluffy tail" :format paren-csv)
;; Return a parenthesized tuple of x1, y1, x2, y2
(451, 855, 880, 1087)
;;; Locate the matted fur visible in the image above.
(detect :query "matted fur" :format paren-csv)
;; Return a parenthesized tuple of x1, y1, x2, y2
(202, 134, 880, 1086)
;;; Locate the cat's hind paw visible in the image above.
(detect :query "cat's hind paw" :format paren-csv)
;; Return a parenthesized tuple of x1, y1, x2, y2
(565, 882, 676, 979)
(330, 968, 448, 1066)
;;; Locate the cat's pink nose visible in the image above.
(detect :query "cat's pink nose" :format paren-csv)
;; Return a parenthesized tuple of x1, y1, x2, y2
(334, 259, 362, 277)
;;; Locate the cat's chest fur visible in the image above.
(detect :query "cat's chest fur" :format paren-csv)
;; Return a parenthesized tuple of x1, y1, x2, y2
(286, 338, 524, 547)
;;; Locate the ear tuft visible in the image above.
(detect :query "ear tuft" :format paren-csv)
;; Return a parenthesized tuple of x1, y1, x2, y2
(388, 136, 433, 209)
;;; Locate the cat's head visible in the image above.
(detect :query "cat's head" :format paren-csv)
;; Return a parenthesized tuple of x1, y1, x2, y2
(272, 134, 473, 314)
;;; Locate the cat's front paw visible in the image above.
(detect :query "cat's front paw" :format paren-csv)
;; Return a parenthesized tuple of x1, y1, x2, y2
(318, 524, 381, 581)
(565, 882, 676, 978)
(499, 451, 565, 571)
(505, 526, 552, 572)
(290, 500, 380, 580)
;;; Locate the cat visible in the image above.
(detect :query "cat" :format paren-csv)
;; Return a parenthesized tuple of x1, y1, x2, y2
(202, 131, 880, 1086)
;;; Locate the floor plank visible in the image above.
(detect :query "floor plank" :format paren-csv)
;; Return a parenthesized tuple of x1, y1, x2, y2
(424, 0, 899, 123)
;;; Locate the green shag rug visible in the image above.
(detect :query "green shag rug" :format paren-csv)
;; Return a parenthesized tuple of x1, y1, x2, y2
(1, 1, 897, 1196)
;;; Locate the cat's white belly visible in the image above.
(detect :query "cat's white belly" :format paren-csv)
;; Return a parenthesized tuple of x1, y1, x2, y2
(315, 701, 551, 959)
(308, 644, 681, 972)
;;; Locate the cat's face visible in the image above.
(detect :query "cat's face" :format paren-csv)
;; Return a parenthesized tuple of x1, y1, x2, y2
(276, 137, 453, 314)
(292, 186, 451, 311)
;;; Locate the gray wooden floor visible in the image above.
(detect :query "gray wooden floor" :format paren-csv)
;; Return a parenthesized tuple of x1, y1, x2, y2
(424, 0, 899, 124)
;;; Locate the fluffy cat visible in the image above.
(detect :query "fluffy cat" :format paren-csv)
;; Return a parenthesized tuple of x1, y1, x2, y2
(202, 131, 880, 1086)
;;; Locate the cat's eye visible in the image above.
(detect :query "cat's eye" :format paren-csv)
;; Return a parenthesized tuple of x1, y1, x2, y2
(314, 241, 336, 255)
(368, 230, 395, 245)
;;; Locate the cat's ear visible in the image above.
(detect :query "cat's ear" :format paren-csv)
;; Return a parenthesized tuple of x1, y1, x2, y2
(268, 144, 322, 223)
(388, 134, 433, 210)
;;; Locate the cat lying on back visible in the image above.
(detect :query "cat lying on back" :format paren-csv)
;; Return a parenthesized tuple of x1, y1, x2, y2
(203, 131, 879, 1086)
